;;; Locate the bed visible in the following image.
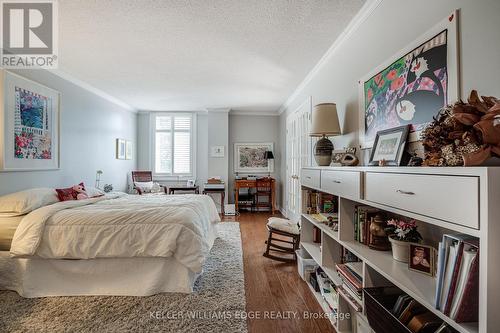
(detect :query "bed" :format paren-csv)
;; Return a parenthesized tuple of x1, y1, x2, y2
(0, 192, 220, 297)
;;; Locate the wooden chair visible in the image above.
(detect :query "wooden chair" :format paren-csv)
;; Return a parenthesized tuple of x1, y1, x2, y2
(255, 177, 272, 211)
(131, 171, 167, 195)
(263, 218, 301, 262)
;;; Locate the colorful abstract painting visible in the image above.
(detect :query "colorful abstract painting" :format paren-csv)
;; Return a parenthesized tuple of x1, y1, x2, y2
(363, 30, 449, 144)
(14, 87, 52, 159)
(1, 71, 59, 171)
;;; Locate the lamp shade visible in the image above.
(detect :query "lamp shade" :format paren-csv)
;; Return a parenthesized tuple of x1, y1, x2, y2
(264, 151, 274, 160)
(310, 103, 341, 137)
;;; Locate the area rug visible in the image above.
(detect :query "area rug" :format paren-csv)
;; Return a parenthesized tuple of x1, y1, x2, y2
(0, 222, 247, 333)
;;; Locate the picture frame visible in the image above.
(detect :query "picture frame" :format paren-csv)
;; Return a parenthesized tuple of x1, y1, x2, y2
(210, 145, 225, 158)
(0, 70, 61, 171)
(125, 140, 132, 160)
(234, 142, 273, 173)
(359, 10, 460, 148)
(116, 138, 126, 160)
(369, 125, 409, 166)
(408, 243, 435, 276)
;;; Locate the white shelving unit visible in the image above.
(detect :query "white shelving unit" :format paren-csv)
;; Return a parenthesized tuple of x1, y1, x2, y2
(299, 166, 500, 333)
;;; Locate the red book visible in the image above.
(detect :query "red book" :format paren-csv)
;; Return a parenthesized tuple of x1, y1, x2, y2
(443, 241, 464, 315)
(335, 264, 362, 290)
(453, 248, 479, 323)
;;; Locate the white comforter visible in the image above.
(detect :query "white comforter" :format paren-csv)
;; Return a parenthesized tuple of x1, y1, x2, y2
(10, 194, 220, 273)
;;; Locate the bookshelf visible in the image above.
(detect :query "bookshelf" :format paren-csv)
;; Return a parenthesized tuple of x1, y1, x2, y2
(299, 166, 500, 333)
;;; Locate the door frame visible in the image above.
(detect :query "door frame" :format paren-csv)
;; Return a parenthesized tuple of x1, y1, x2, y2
(285, 96, 312, 220)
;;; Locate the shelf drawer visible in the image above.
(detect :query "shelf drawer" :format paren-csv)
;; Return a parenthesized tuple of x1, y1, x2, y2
(301, 169, 321, 189)
(365, 172, 479, 229)
(320, 170, 362, 200)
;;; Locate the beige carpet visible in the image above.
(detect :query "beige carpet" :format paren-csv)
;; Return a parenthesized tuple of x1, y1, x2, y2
(0, 222, 246, 333)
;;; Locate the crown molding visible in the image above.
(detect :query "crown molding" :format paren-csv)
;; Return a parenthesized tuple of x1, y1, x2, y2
(206, 107, 231, 113)
(229, 110, 279, 116)
(277, 0, 383, 115)
(49, 69, 137, 112)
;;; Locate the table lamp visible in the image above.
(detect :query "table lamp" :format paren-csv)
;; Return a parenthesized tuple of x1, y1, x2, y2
(310, 103, 341, 166)
(264, 151, 274, 177)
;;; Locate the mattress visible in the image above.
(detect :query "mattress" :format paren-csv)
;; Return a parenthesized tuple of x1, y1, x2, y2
(0, 216, 23, 251)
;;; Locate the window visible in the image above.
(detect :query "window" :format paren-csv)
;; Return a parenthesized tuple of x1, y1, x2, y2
(152, 113, 195, 177)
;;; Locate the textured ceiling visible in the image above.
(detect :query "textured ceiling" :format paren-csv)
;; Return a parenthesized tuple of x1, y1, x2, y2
(57, 0, 366, 112)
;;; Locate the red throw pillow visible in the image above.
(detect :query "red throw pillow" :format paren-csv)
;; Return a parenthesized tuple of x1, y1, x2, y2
(56, 182, 88, 201)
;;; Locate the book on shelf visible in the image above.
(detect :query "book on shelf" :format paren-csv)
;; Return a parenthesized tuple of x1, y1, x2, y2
(338, 286, 362, 312)
(336, 262, 363, 302)
(353, 205, 379, 245)
(434, 233, 479, 323)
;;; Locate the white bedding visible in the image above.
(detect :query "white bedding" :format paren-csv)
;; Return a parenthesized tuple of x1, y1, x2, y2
(0, 216, 23, 251)
(10, 193, 220, 274)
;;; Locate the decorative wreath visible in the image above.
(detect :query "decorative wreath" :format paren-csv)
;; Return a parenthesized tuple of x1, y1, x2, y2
(421, 90, 500, 166)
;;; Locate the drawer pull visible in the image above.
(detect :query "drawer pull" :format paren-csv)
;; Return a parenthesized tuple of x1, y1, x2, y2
(332, 180, 341, 184)
(396, 189, 415, 195)
(305, 176, 311, 179)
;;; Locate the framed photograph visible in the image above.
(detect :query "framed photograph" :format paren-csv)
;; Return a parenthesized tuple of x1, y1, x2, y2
(0, 70, 60, 171)
(369, 125, 409, 166)
(116, 138, 126, 160)
(359, 10, 459, 148)
(234, 142, 273, 173)
(408, 243, 435, 276)
(125, 140, 133, 160)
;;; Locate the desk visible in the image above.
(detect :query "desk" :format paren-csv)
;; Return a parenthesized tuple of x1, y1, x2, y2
(168, 186, 199, 194)
(234, 178, 275, 214)
(202, 188, 225, 215)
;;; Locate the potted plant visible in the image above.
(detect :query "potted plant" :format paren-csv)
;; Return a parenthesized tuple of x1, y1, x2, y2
(385, 218, 422, 262)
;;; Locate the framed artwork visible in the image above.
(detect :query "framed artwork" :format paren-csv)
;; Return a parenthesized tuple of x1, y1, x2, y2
(210, 145, 225, 158)
(369, 125, 409, 166)
(116, 138, 126, 160)
(408, 243, 435, 276)
(0, 70, 60, 171)
(234, 142, 273, 173)
(359, 10, 459, 148)
(125, 140, 132, 160)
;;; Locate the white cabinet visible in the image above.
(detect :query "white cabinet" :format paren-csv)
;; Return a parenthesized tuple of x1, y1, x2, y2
(364, 172, 479, 229)
(301, 168, 321, 189)
(321, 170, 362, 201)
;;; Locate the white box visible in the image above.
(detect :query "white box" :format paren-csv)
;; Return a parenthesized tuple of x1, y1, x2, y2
(296, 248, 317, 280)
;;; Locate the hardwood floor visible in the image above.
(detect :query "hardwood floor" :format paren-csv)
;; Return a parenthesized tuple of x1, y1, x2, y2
(222, 212, 336, 333)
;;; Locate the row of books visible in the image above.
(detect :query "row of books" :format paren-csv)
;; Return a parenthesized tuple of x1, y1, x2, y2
(336, 261, 363, 312)
(302, 190, 337, 215)
(353, 205, 379, 245)
(434, 234, 479, 323)
(391, 294, 455, 332)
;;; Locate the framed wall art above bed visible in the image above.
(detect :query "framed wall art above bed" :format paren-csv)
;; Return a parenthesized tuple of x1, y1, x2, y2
(0, 70, 60, 171)
(358, 10, 460, 148)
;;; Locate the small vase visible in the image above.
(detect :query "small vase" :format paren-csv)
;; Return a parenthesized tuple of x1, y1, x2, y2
(389, 237, 410, 263)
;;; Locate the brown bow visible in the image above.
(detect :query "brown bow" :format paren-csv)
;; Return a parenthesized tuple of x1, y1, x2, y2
(462, 102, 500, 166)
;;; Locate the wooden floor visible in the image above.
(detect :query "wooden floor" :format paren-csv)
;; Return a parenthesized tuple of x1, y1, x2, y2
(222, 212, 336, 333)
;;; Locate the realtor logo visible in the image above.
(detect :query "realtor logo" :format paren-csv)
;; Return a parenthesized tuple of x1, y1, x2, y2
(1, 0, 58, 68)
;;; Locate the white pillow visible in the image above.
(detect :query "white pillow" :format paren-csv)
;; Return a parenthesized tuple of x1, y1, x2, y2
(86, 186, 105, 198)
(0, 188, 59, 216)
(267, 217, 300, 235)
(134, 181, 154, 193)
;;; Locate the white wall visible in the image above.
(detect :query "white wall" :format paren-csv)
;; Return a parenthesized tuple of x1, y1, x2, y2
(0, 70, 137, 196)
(228, 114, 281, 206)
(207, 111, 229, 203)
(279, 0, 500, 208)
